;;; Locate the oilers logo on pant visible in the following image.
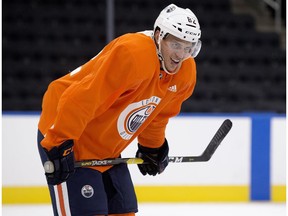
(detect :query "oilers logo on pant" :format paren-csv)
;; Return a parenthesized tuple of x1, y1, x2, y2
(81, 185, 94, 198)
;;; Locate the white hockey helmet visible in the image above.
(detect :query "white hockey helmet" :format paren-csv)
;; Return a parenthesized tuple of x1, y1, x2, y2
(154, 4, 201, 58)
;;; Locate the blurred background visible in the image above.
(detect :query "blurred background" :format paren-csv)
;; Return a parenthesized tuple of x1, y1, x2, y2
(2, 0, 286, 215)
(2, 0, 286, 113)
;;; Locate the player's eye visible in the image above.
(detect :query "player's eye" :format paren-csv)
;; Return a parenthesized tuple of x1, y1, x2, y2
(184, 47, 193, 54)
(170, 42, 182, 50)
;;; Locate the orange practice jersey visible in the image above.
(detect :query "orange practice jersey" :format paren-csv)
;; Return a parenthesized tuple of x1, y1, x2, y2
(38, 32, 197, 172)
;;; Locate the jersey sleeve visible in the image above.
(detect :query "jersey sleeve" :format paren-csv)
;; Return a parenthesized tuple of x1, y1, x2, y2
(41, 44, 140, 150)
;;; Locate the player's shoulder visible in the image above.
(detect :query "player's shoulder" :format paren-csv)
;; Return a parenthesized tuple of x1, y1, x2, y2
(119, 30, 153, 43)
(113, 31, 159, 73)
(179, 58, 197, 81)
(171, 58, 196, 93)
(116, 31, 156, 55)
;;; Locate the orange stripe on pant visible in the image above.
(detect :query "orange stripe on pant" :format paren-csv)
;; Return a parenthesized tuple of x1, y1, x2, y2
(54, 182, 71, 216)
(57, 184, 67, 216)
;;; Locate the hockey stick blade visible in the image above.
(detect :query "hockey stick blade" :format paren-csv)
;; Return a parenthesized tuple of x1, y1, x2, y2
(72, 119, 232, 168)
(181, 118, 233, 162)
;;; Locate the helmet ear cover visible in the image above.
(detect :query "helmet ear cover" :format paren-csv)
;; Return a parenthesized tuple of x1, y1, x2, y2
(154, 26, 169, 40)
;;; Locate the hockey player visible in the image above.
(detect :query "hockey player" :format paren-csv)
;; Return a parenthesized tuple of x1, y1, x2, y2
(37, 3, 201, 216)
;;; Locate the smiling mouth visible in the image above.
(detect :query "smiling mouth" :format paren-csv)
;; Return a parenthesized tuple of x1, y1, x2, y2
(170, 58, 181, 67)
(171, 58, 180, 63)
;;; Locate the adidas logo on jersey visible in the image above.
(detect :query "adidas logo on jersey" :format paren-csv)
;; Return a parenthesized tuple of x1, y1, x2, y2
(168, 85, 177, 92)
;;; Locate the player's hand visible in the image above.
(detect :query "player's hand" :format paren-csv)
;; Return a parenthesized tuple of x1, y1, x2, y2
(43, 140, 75, 185)
(136, 139, 169, 176)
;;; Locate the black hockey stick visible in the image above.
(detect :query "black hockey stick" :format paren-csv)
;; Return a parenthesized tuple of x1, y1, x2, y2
(73, 119, 232, 168)
(44, 119, 232, 172)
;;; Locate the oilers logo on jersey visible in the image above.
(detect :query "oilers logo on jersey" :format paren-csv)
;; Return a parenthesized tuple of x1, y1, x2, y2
(117, 96, 161, 140)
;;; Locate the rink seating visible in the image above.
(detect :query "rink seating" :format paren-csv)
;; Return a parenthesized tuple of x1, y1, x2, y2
(2, 0, 286, 113)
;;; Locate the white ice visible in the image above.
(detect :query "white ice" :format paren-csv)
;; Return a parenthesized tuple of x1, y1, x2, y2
(2, 202, 286, 216)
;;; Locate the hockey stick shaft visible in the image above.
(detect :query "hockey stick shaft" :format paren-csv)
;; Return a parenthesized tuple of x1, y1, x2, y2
(74, 119, 232, 168)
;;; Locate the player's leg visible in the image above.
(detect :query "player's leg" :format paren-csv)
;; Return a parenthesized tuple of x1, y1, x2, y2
(37, 130, 61, 215)
(37, 130, 109, 215)
(103, 163, 138, 215)
(62, 168, 108, 215)
(42, 166, 109, 215)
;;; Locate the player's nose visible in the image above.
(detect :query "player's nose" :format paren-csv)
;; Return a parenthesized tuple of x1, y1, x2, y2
(175, 50, 185, 60)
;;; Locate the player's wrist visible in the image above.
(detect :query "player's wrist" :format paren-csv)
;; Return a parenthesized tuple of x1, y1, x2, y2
(43, 140, 75, 185)
(136, 139, 169, 176)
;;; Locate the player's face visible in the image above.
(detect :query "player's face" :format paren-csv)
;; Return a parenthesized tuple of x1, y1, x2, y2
(161, 34, 194, 73)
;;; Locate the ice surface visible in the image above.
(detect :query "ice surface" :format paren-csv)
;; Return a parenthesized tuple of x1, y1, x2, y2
(2, 202, 286, 216)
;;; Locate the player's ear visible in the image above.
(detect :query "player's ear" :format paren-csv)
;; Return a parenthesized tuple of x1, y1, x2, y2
(154, 29, 160, 42)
